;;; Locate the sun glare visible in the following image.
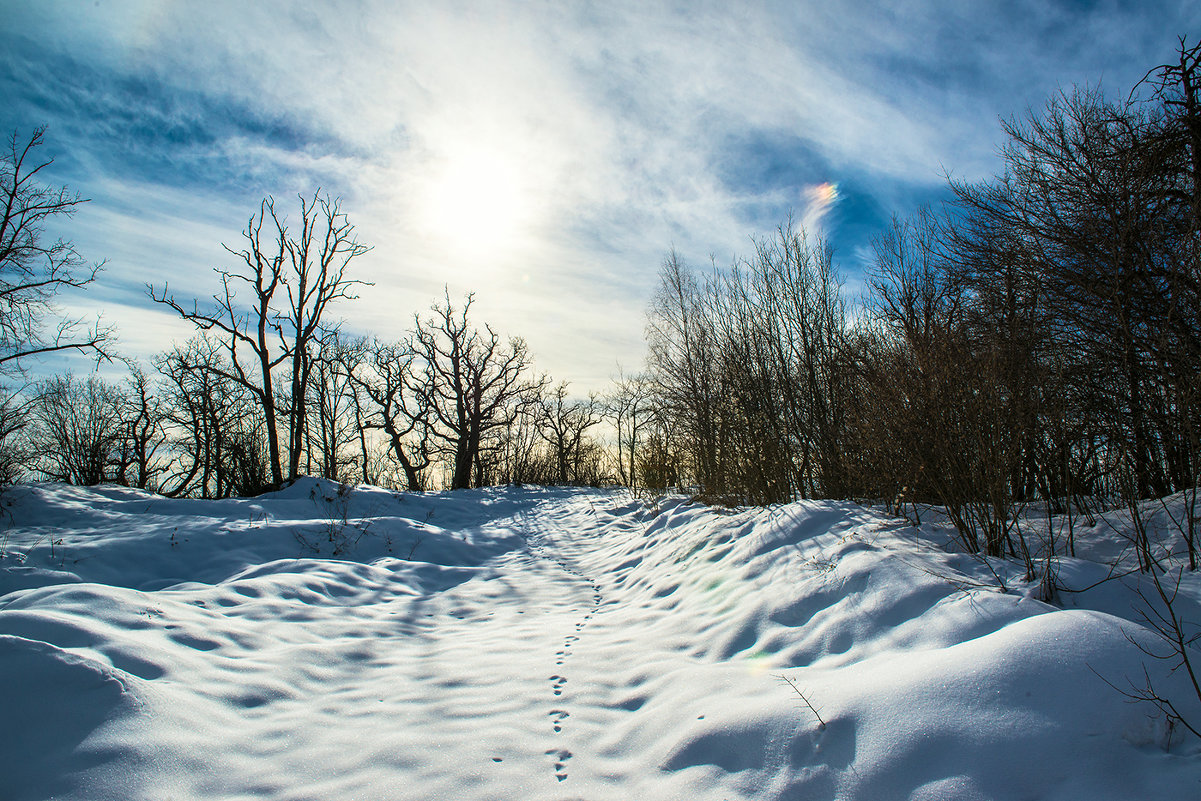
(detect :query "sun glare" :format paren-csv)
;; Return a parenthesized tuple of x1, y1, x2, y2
(421, 147, 529, 259)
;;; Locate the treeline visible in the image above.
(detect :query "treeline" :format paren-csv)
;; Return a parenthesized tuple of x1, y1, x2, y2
(10, 301, 608, 497)
(631, 39, 1201, 563)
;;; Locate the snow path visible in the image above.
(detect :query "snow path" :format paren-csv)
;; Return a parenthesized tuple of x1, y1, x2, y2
(2, 482, 1200, 800)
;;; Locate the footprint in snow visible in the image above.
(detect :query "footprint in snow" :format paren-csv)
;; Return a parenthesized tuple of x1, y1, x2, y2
(545, 748, 572, 782)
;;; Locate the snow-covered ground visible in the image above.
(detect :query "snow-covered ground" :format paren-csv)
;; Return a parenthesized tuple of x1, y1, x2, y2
(1, 479, 1198, 800)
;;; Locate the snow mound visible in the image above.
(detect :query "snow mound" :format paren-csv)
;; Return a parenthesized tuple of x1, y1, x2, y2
(1, 483, 1198, 800)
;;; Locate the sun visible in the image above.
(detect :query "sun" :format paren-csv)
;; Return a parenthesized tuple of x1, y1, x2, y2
(421, 146, 528, 259)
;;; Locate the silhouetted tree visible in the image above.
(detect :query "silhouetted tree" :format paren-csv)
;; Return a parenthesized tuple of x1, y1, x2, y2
(537, 381, 601, 484)
(604, 369, 653, 492)
(29, 373, 125, 485)
(0, 127, 114, 374)
(154, 336, 269, 498)
(345, 337, 433, 491)
(150, 192, 369, 488)
(412, 292, 542, 490)
(645, 251, 721, 492)
(113, 365, 168, 490)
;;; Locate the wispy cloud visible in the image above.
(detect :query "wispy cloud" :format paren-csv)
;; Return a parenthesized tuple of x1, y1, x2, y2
(2, 0, 1197, 388)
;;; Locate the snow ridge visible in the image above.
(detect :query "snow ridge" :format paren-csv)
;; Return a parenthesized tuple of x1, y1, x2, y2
(1, 481, 1198, 800)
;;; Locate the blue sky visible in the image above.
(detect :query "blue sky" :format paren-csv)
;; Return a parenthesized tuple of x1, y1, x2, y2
(1, 0, 1197, 390)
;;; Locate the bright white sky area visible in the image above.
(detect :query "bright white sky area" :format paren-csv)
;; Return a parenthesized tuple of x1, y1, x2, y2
(2, 481, 1199, 798)
(1, 1, 1199, 389)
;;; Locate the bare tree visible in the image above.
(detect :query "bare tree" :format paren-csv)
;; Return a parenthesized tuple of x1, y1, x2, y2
(302, 333, 363, 483)
(537, 381, 601, 484)
(644, 225, 851, 503)
(112, 365, 168, 490)
(150, 191, 369, 487)
(278, 194, 372, 479)
(604, 369, 653, 492)
(0, 127, 114, 374)
(0, 388, 31, 485)
(742, 221, 850, 498)
(636, 405, 682, 494)
(645, 251, 721, 492)
(945, 84, 1201, 508)
(486, 399, 551, 485)
(344, 337, 433, 491)
(29, 373, 126, 485)
(412, 292, 543, 490)
(1138, 37, 1201, 231)
(154, 336, 270, 498)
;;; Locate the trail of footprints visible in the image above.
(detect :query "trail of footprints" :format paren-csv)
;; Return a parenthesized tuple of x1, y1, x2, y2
(527, 529, 605, 784)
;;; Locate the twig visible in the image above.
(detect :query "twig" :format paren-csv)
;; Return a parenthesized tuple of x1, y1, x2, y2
(777, 674, 826, 730)
(406, 534, 424, 561)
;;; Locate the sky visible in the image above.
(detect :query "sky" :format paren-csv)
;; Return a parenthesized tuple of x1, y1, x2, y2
(2, 0, 1198, 392)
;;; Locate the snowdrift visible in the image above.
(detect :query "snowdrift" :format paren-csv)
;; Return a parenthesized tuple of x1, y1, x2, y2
(0, 479, 1198, 800)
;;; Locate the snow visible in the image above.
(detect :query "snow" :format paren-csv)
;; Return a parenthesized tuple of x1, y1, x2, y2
(1, 479, 1198, 799)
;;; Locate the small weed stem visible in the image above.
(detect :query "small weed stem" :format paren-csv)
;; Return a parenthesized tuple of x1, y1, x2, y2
(778, 674, 826, 730)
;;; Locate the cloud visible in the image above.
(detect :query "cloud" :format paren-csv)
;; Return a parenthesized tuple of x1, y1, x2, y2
(800, 182, 840, 233)
(3, 0, 1198, 390)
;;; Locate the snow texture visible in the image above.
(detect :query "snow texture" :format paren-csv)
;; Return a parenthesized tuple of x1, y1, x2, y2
(1, 479, 1198, 799)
